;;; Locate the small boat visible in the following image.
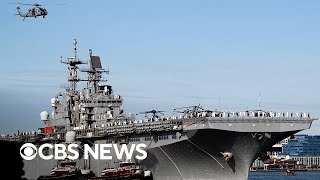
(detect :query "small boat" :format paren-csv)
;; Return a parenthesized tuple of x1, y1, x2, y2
(101, 161, 152, 179)
(50, 159, 78, 176)
(38, 159, 79, 180)
(283, 169, 296, 176)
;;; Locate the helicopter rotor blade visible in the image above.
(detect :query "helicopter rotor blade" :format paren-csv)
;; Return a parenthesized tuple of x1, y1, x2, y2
(201, 110, 213, 113)
(9, 3, 33, 6)
(138, 110, 165, 114)
(174, 111, 185, 113)
(174, 105, 198, 110)
(39, 3, 67, 6)
(137, 112, 146, 114)
(137, 111, 153, 114)
(9, 2, 66, 6)
(173, 107, 188, 110)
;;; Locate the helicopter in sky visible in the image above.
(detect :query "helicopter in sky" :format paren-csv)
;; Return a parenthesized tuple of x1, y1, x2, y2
(10, 3, 64, 21)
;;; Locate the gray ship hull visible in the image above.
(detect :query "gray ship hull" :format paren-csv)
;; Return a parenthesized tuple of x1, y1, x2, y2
(139, 129, 297, 180)
(23, 129, 297, 180)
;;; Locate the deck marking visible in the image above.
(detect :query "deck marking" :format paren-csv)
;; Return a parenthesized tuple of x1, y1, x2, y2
(158, 146, 184, 179)
(187, 139, 225, 169)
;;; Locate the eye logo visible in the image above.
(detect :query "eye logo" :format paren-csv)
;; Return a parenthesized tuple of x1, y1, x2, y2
(20, 143, 37, 160)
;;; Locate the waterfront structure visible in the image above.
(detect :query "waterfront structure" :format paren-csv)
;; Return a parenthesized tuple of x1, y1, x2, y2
(272, 138, 288, 149)
(263, 159, 299, 170)
(251, 135, 320, 169)
(281, 135, 320, 168)
(251, 155, 320, 169)
(291, 156, 320, 168)
(251, 159, 264, 170)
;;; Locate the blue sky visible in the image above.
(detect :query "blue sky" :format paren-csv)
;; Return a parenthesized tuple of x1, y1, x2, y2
(1, 0, 320, 134)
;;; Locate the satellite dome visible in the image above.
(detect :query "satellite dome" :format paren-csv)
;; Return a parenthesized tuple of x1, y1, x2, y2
(40, 111, 49, 121)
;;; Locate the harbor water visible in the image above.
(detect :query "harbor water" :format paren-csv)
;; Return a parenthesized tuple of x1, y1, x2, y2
(248, 171, 320, 180)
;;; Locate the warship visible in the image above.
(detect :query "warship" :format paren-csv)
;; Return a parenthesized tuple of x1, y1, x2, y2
(0, 39, 316, 180)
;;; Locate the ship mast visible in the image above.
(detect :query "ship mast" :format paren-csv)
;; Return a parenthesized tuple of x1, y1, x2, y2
(80, 49, 109, 93)
(60, 39, 86, 127)
(58, 39, 111, 127)
(60, 39, 86, 94)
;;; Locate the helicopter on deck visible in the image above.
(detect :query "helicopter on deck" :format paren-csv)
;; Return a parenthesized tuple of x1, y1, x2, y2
(136, 110, 165, 121)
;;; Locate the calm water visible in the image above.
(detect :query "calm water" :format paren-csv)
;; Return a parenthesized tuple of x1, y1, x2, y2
(248, 171, 320, 180)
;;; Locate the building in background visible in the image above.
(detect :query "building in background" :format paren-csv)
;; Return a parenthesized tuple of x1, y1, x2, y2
(251, 135, 320, 170)
(282, 135, 320, 156)
(263, 159, 300, 170)
(290, 156, 320, 168)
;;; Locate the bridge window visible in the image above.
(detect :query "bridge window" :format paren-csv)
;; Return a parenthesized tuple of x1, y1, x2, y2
(158, 135, 169, 140)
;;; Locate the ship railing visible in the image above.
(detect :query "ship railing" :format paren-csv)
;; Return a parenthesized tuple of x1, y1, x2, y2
(0, 132, 42, 142)
(59, 120, 182, 138)
(0, 120, 185, 141)
(0, 111, 312, 141)
(42, 132, 66, 140)
(82, 102, 122, 108)
(202, 112, 313, 122)
(0, 136, 21, 142)
(0, 120, 181, 141)
(174, 112, 313, 125)
(201, 111, 312, 119)
(15, 112, 311, 141)
(4, 112, 312, 141)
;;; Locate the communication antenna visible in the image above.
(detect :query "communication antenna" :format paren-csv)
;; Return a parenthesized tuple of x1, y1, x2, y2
(73, 39, 77, 60)
(258, 91, 261, 110)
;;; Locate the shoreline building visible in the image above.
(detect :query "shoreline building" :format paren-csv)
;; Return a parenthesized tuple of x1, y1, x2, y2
(282, 135, 320, 156)
(282, 135, 320, 168)
(251, 135, 320, 169)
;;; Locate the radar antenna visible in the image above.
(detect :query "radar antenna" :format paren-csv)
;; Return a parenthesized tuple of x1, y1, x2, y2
(60, 39, 87, 94)
(80, 49, 109, 93)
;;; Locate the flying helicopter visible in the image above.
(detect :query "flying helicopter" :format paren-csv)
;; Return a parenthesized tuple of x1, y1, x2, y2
(10, 3, 64, 21)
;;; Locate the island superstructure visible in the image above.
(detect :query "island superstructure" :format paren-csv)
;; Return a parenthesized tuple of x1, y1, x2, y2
(1, 40, 316, 180)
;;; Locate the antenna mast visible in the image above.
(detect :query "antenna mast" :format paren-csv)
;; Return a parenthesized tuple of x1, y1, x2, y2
(80, 49, 109, 94)
(60, 39, 86, 94)
(258, 91, 261, 110)
(73, 39, 77, 63)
